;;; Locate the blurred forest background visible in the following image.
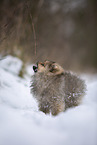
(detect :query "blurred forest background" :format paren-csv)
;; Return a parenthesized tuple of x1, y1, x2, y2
(0, 0, 97, 72)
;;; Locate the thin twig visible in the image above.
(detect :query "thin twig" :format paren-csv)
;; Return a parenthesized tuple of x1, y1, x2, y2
(26, 2, 37, 57)
(29, 13, 37, 56)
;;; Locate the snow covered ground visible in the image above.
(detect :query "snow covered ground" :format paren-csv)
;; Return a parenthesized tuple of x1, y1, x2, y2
(0, 55, 97, 145)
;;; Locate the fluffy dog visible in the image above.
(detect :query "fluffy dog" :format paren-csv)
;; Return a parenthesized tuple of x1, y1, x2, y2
(31, 60, 86, 116)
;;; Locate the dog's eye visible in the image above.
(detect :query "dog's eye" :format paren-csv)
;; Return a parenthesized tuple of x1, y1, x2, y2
(41, 63, 45, 66)
(52, 65, 55, 68)
(52, 65, 57, 69)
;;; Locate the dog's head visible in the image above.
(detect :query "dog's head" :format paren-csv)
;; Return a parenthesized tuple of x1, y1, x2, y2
(33, 60, 64, 75)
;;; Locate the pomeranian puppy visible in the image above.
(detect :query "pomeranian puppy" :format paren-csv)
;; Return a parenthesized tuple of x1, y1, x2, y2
(31, 60, 86, 116)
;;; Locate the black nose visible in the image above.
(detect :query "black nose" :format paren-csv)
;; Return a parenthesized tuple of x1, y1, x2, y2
(33, 65, 38, 73)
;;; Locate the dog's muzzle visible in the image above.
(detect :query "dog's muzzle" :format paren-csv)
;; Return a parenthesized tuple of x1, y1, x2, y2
(33, 65, 38, 73)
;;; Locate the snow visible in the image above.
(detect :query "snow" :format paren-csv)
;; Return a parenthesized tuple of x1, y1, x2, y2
(0, 55, 23, 75)
(0, 55, 97, 145)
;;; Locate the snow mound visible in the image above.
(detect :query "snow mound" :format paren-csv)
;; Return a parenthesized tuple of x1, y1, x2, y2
(0, 55, 23, 75)
(0, 55, 97, 145)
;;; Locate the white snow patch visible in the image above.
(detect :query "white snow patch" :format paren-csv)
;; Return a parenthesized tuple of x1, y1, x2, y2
(0, 55, 23, 75)
(0, 55, 97, 145)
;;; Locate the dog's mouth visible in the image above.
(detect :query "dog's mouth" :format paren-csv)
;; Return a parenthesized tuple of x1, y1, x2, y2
(33, 65, 38, 73)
